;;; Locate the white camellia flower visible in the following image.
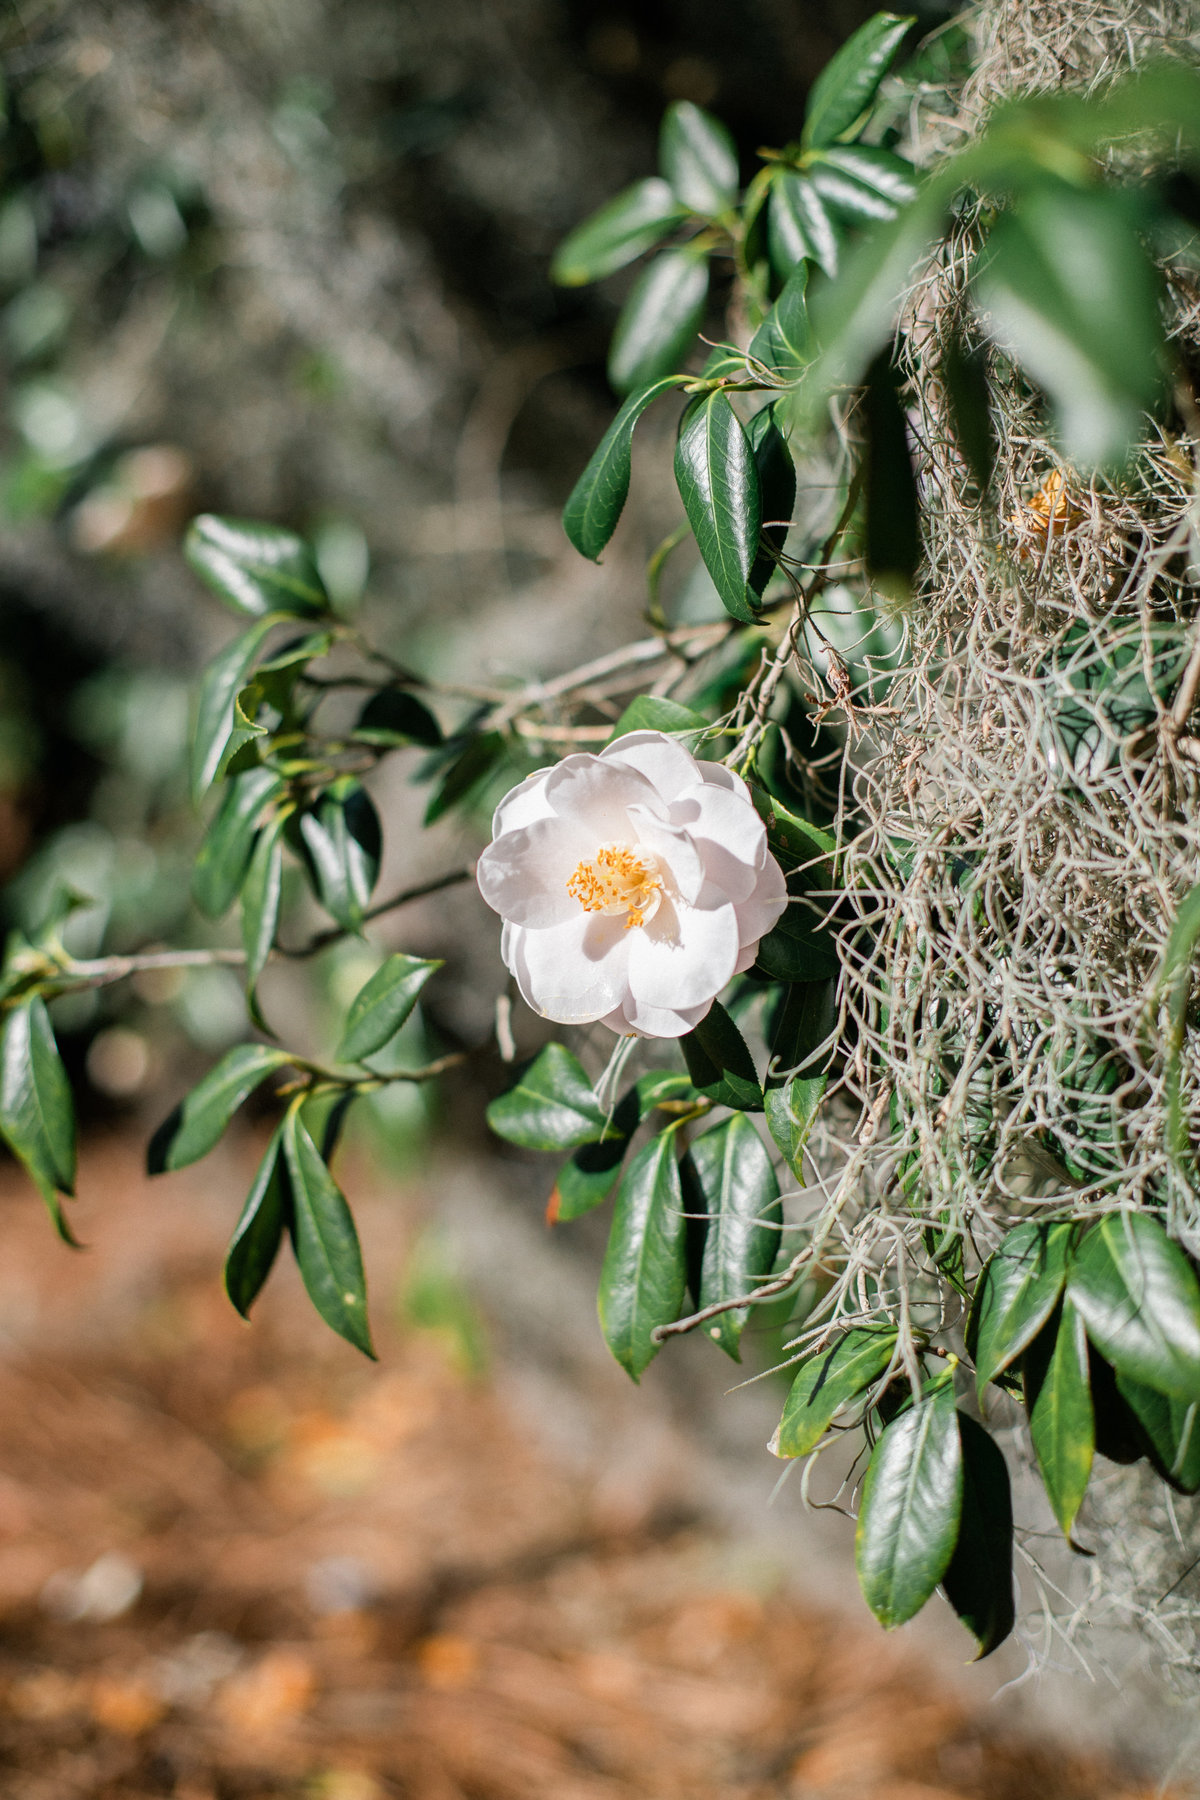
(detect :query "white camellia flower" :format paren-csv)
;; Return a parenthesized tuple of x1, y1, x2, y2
(476, 730, 788, 1037)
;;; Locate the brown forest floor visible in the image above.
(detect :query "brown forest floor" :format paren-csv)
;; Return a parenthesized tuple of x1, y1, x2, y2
(0, 1136, 1178, 1800)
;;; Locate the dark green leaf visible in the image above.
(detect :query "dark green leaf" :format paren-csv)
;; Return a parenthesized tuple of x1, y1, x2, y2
(185, 515, 329, 619)
(681, 1001, 762, 1111)
(191, 615, 281, 803)
(283, 1103, 374, 1357)
(747, 404, 796, 599)
(1088, 1347, 1145, 1465)
(773, 1324, 897, 1458)
(862, 349, 920, 596)
(802, 12, 914, 148)
(299, 776, 382, 930)
(855, 1379, 963, 1629)
(240, 806, 289, 999)
(547, 1073, 696, 1225)
(765, 977, 838, 1082)
(973, 183, 1166, 469)
(337, 953, 443, 1063)
(942, 1414, 1015, 1660)
(607, 248, 709, 395)
(608, 695, 708, 747)
(749, 785, 837, 871)
(748, 263, 811, 376)
(659, 101, 739, 216)
(224, 1128, 290, 1317)
(808, 145, 917, 222)
(686, 1114, 781, 1359)
(564, 376, 689, 561)
(755, 893, 839, 982)
(1116, 1371, 1200, 1494)
(0, 996, 76, 1238)
(552, 178, 687, 286)
(598, 1127, 688, 1379)
(148, 1042, 292, 1174)
(1068, 1212, 1200, 1402)
(943, 334, 995, 492)
(967, 1220, 1072, 1397)
(674, 391, 762, 624)
(769, 171, 838, 280)
(1024, 1298, 1094, 1540)
(352, 688, 442, 748)
(764, 1074, 827, 1180)
(192, 767, 287, 920)
(487, 1042, 608, 1151)
(422, 731, 505, 825)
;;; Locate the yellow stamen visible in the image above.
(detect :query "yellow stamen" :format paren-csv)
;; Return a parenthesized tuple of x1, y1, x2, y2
(567, 844, 662, 931)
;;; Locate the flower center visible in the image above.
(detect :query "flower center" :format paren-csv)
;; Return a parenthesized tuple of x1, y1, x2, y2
(566, 843, 663, 930)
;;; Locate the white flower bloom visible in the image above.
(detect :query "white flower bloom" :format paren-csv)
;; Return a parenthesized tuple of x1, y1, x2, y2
(476, 730, 788, 1037)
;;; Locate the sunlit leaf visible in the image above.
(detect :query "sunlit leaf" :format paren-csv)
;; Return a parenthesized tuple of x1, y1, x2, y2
(674, 391, 762, 624)
(337, 954, 443, 1063)
(598, 1126, 687, 1378)
(190, 614, 281, 804)
(1023, 1298, 1094, 1540)
(1068, 1212, 1200, 1402)
(487, 1042, 608, 1151)
(686, 1114, 781, 1359)
(802, 12, 914, 149)
(660, 101, 739, 216)
(564, 376, 690, 561)
(856, 1380, 963, 1629)
(299, 776, 382, 930)
(967, 1219, 1072, 1396)
(224, 1127, 290, 1318)
(192, 767, 287, 920)
(608, 248, 709, 395)
(552, 177, 686, 286)
(682, 1001, 762, 1111)
(148, 1042, 292, 1174)
(283, 1102, 374, 1357)
(773, 1324, 896, 1458)
(185, 515, 329, 619)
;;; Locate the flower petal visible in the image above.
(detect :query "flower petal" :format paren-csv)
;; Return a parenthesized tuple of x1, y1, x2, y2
(543, 754, 666, 837)
(733, 868, 790, 951)
(696, 760, 752, 802)
(508, 914, 631, 1024)
(601, 730, 707, 800)
(667, 784, 770, 902)
(626, 804, 705, 904)
(609, 994, 713, 1037)
(492, 767, 554, 836)
(626, 888, 739, 1011)
(477, 815, 594, 927)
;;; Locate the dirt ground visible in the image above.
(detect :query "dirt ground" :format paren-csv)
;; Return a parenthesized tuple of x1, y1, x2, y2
(0, 1133, 1179, 1800)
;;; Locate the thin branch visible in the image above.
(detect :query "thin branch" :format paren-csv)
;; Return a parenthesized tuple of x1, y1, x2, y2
(280, 867, 475, 957)
(650, 1244, 813, 1344)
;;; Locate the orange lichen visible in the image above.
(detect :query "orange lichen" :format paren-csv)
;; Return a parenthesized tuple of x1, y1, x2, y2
(567, 845, 662, 930)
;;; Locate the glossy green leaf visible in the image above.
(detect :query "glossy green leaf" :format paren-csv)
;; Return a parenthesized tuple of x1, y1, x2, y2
(765, 977, 838, 1083)
(608, 695, 708, 747)
(808, 145, 917, 223)
(802, 12, 914, 148)
(862, 348, 920, 596)
(487, 1042, 608, 1151)
(224, 1128, 290, 1318)
(548, 1072, 696, 1224)
(1068, 1212, 1200, 1402)
(674, 391, 762, 624)
(148, 1042, 292, 1174)
(598, 1126, 688, 1379)
(968, 1220, 1072, 1397)
(608, 248, 709, 395)
(748, 262, 811, 375)
(765, 1074, 827, 1181)
(192, 766, 287, 920)
(973, 183, 1165, 470)
(185, 515, 329, 619)
(747, 403, 796, 599)
(552, 177, 686, 286)
(1116, 1371, 1200, 1494)
(659, 101, 739, 216)
(299, 776, 382, 930)
(941, 1414, 1015, 1660)
(682, 1001, 762, 1112)
(337, 954, 443, 1063)
(283, 1103, 374, 1357)
(190, 614, 281, 804)
(564, 376, 689, 561)
(0, 995, 76, 1238)
(773, 1325, 897, 1458)
(755, 893, 839, 982)
(769, 170, 838, 280)
(856, 1379, 963, 1629)
(240, 806, 289, 1001)
(422, 731, 505, 825)
(686, 1114, 781, 1359)
(1024, 1298, 1094, 1540)
(352, 688, 442, 748)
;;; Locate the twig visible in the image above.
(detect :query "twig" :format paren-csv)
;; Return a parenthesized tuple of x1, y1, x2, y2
(651, 1245, 813, 1343)
(281, 867, 475, 957)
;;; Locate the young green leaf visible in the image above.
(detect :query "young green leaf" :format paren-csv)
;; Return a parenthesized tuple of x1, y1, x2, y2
(551, 177, 686, 286)
(802, 12, 914, 149)
(337, 954, 443, 1064)
(240, 807, 290, 999)
(224, 1128, 290, 1318)
(352, 688, 442, 748)
(1068, 1212, 1200, 1402)
(747, 404, 796, 599)
(148, 1042, 293, 1174)
(1115, 1372, 1200, 1494)
(487, 1042, 609, 1151)
(862, 349, 920, 596)
(192, 767, 287, 920)
(769, 170, 839, 280)
(422, 731, 505, 825)
(299, 776, 382, 930)
(607, 248, 709, 395)
(185, 515, 329, 619)
(772, 1324, 897, 1458)
(0, 995, 76, 1238)
(681, 1001, 762, 1112)
(967, 1220, 1072, 1397)
(607, 695, 708, 746)
(764, 1074, 827, 1180)
(855, 1379, 963, 1629)
(748, 262, 811, 376)
(190, 615, 281, 803)
(563, 375, 690, 561)
(659, 101, 739, 216)
(674, 391, 762, 624)
(598, 1126, 688, 1379)
(283, 1103, 374, 1357)
(1023, 1299, 1094, 1541)
(941, 1414, 1015, 1660)
(685, 1113, 781, 1360)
